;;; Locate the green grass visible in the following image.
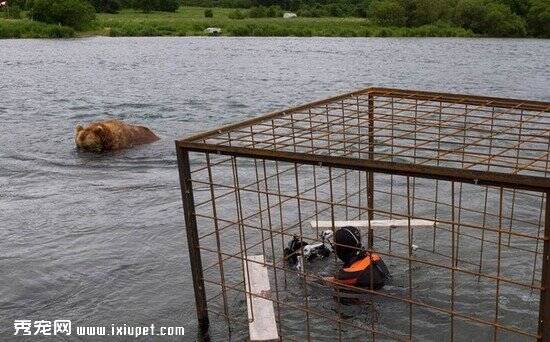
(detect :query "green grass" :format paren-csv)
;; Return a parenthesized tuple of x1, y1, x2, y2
(99, 8, 474, 37)
(0, 7, 475, 38)
(0, 18, 75, 38)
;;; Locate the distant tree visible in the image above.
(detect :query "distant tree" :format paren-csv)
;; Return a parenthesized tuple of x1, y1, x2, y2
(88, 0, 121, 13)
(454, 0, 526, 36)
(266, 4, 282, 16)
(204, 8, 213, 16)
(30, 0, 95, 29)
(410, 0, 452, 26)
(296, 5, 323, 17)
(155, 0, 180, 11)
(368, 0, 407, 26)
(485, 1, 526, 36)
(219, 0, 252, 8)
(3, 0, 34, 10)
(497, 0, 530, 16)
(355, 1, 370, 17)
(134, 0, 179, 12)
(396, 0, 416, 25)
(325, 3, 347, 16)
(453, 0, 488, 31)
(1, 4, 22, 18)
(117, 0, 134, 8)
(134, 0, 154, 11)
(526, 0, 550, 37)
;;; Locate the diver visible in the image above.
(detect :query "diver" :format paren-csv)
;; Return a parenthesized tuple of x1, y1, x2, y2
(324, 226, 390, 290)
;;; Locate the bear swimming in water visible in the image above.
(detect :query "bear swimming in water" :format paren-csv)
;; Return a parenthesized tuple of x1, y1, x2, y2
(75, 119, 159, 152)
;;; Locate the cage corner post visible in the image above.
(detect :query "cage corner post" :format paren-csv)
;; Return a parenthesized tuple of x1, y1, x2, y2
(176, 143, 210, 336)
(539, 191, 550, 342)
(367, 92, 375, 249)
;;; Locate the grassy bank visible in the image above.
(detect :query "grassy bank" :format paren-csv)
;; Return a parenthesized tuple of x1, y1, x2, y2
(0, 18, 76, 38)
(0, 6, 474, 38)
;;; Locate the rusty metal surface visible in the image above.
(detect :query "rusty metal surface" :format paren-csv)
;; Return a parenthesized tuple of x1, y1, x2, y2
(177, 87, 550, 186)
(538, 191, 550, 342)
(179, 87, 550, 144)
(177, 141, 550, 192)
(175, 147, 209, 333)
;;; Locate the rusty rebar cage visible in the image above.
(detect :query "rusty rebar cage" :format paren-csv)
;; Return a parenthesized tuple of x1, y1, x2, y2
(176, 87, 550, 341)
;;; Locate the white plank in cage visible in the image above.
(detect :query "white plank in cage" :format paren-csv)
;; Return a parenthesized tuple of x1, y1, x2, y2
(309, 219, 436, 229)
(243, 255, 279, 342)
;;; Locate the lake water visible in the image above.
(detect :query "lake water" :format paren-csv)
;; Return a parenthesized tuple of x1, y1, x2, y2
(0, 37, 549, 341)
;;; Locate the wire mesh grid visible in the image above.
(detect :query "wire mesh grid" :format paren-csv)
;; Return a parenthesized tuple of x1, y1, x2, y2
(176, 87, 550, 341)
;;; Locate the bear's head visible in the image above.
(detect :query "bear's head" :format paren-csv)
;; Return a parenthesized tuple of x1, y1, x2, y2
(75, 124, 105, 152)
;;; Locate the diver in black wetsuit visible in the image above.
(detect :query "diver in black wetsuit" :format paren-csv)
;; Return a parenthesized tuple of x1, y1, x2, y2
(325, 226, 390, 290)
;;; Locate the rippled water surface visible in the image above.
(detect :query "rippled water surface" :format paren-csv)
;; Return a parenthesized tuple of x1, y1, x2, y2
(1, 37, 549, 341)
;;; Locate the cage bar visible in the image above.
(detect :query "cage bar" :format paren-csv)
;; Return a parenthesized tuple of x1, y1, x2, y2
(176, 87, 550, 341)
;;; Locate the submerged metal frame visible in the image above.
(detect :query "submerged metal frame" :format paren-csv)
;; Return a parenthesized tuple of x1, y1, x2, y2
(176, 87, 550, 341)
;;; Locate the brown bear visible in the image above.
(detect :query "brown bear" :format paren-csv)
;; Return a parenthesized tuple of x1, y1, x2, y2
(75, 119, 159, 152)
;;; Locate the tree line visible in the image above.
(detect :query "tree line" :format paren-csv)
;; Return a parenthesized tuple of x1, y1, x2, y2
(2, 0, 548, 37)
(4, 0, 181, 29)
(8, 0, 181, 15)
(188, 0, 550, 37)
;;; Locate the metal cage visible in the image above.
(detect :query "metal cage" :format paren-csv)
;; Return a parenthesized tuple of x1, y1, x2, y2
(176, 87, 550, 341)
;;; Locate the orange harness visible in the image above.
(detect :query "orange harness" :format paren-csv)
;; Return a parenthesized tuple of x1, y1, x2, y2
(343, 254, 381, 272)
(330, 254, 382, 285)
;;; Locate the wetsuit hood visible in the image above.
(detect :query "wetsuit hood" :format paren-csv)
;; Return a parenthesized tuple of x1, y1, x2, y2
(334, 226, 363, 265)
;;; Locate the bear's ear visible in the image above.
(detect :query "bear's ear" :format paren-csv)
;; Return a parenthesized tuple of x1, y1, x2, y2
(92, 126, 106, 143)
(76, 125, 83, 133)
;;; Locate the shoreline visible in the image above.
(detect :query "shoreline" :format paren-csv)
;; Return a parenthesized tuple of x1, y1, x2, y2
(1, 7, 479, 39)
(0, 20, 479, 39)
(1, 6, 547, 40)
